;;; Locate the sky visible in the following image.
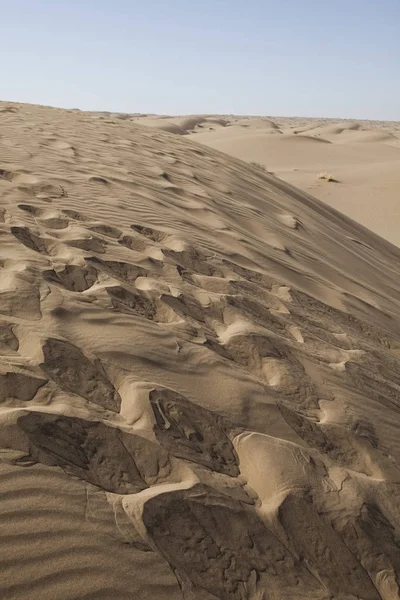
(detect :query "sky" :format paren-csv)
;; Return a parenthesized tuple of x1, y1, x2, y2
(1, 0, 399, 120)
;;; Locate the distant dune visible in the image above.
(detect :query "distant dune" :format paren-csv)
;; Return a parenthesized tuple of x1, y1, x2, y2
(1, 102, 400, 600)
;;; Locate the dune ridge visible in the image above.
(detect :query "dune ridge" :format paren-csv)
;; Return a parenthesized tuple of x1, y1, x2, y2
(0, 101, 400, 600)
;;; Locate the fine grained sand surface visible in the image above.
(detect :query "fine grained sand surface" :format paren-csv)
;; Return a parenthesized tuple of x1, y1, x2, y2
(0, 101, 400, 600)
(135, 114, 400, 247)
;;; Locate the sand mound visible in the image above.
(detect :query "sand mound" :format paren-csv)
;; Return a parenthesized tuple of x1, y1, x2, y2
(234, 117, 279, 129)
(304, 122, 362, 136)
(134, 117, 187, 135)
(134, 116, 229, 135)
(1, 101, 400, 600)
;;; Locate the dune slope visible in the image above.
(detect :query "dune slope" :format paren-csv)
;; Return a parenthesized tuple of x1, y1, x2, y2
(1, 102, 400, 600)
(182, 115, 400, 247)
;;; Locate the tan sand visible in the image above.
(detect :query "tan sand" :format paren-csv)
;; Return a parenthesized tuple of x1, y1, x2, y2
(135, 114, 400, 246)
(0, 101, 400, 600)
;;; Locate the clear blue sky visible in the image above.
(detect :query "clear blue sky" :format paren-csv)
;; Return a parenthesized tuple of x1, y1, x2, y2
(1, 0, 399, 120)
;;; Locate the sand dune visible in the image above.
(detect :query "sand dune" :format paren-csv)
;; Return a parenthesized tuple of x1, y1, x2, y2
(136, 114, 400, 246)
(1, 101, 400, 600)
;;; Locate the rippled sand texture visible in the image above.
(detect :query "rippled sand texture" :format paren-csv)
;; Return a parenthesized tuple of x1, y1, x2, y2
(1, 102, 400, 600)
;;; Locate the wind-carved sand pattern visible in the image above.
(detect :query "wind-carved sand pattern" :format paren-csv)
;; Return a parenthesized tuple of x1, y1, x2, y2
(0, 102, 400, 600)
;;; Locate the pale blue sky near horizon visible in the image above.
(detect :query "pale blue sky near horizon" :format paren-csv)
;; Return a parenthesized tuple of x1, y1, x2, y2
(1, 0, 399, 120)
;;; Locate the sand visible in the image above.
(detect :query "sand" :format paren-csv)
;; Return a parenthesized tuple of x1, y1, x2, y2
(135, 114, 400, 247)
(0, 101, 400, 600)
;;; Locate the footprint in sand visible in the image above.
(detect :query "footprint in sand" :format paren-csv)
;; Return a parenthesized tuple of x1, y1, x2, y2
(0, 370, 48, 403)
(118, 234, 148, 252)
(10, 226, 53, 255)
(62, 209, 88, 222)
(17, 204, 41, 216)
(11, 178, 66, 202)
(42, 264, 98, 292)
(223, 333, 286, 379)
(131, 224, 166, 243)
(39, 217, 70, 230)
(226, 294, 288, 338)
(222, 259, 277, 289)
(32, 182, 67, 200)
(40, 337, 121, 412)
(87, 257, 148, 285)
(66, 236, 107, 254)
(12, 412, 168, 494)
(106, 286, 157, 320)
(18, 204, 70, 230)
(89, 224, 122, 239)
(0, 323, 19, 352)
(163, 246, 222, 277)
(149, 387, 239, 476)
